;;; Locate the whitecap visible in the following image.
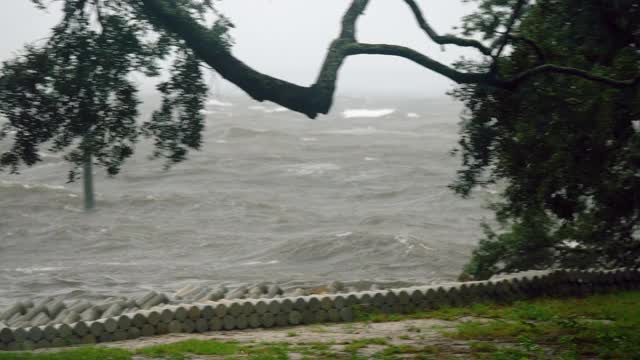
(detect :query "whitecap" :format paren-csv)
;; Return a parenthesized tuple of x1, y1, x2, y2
(342, 108, 395, 118)
(38, 151, 62, 159)
(14, 266, 68, 274)
(336, 232, 353, 238)
(406, 112, 420, 118)
(364, 157, 378, 161)
(241, 260, 280, 266)
(265, 106, 289, 113)
(301, 137, 317, 142)
(63, 205, 83, 213)
(286, 163, 340, 176)
(320, 127, 417, 137)
(206, 99, 233, 107)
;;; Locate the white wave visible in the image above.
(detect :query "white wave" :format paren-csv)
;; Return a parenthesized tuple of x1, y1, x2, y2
(286, 163, 340, 176)
(241, 260, 280, 266)
(301, 137, 318, 142)
(0, 180, 65, 191)
(406, 112, 420, 118)
(199, 109, 215, 115)
(364, 157, 378, 161)
(336, 232, 353, 238)
(13, 266, 68, 274)
(215, 139, 228, 144)
(265, 106, 289, 113)
(342, 108, 395, 118)
(320, 126, 418, 137)
(38, 151, 62, 159)
(248, 105, 267, 111)
(63, 205, 83, 213)
(206, 99, 233, 107)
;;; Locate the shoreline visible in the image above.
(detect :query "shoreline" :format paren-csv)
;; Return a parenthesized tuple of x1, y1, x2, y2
(1, 268, 638, 351)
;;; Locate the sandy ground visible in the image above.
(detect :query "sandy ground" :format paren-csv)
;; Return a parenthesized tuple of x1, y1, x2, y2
(91, 317, 508, 358)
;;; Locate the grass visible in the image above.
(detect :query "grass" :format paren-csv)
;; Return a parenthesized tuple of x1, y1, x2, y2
(137, 339, 240, 360)
(342, 337, 387, 353)
(1, 291, 638, 359)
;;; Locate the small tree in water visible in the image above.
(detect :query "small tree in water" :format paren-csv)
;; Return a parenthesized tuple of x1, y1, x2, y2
(0, 0, 215, 210)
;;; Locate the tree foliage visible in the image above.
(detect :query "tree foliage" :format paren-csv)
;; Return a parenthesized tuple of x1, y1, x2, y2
(453, 0, 640, 279)
(0, 0, 218, 179)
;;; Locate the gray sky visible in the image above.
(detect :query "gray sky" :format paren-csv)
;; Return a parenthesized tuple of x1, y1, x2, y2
(0, 1, 478, 97)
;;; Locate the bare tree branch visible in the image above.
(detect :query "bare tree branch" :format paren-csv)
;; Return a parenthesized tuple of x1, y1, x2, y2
(402, 0, 492, 56)
(492, 0, 528, 59)
(344, 43, 489, 84)
(140, 0, 639, 118)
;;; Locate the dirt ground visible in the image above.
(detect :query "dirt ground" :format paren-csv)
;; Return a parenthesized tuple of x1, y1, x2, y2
(95, 317, 504, 358)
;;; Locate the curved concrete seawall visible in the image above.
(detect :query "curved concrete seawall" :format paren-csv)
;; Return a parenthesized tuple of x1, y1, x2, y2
(0, 268, 638, 351)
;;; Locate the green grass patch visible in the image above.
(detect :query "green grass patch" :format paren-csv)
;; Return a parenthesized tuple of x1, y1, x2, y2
(137, 339, 240, 359)
(343, 337, 387, 353)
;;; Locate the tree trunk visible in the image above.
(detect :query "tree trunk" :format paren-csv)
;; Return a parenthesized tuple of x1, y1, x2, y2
(83, 150, 95, 211)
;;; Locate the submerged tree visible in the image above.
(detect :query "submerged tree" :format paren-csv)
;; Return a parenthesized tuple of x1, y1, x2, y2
(0, 0, 213, 209)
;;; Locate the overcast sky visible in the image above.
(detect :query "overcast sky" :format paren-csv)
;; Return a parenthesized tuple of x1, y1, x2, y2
(0, 1, 478, 98)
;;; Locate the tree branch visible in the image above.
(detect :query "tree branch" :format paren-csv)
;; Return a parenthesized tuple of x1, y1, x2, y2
(505, 34, 546, 63)
(502, 64, 640, 89)
(402, 0, 492, 56)
(344, 43, 489, 84)
(492, 0, 528, 59)
(140, 0, 639, 119)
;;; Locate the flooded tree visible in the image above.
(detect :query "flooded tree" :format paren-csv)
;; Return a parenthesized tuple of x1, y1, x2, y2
(0, 0, 211, 209)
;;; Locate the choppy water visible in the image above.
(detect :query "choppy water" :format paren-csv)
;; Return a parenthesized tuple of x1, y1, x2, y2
(0, 96, 493, 308)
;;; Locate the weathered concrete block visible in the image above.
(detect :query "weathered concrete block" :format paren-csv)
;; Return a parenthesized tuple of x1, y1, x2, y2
(213, 303, 227, 318)
(1, 303, 25, 322)
(53, 323, 72, 338)
(235, 315, 248, 329)
(209, 317, 223, 331)
(261, 313, 275, 328)
(225, 286, 248, 300)
(80, 307, 100, 322)
(223, 316, 236, 330)
(302, 310, 315, 325)
(142, 293, 168, 310)
(88, 321, 105, 337)
(173, 305, 188, 321)
(135, 291, 158, 308)
(126, 327, 141, 340)
(155, 322, 169, 335)
(328, 308, 340, 322)
(27, 326, 43, 342)
(267, 285, 283, 298)
(12, 327, 27, 342)
(158, 308, 174, 324)
(275, 312, 288, 327)
(202, 287, 226, 302)
(31, 312, 51, 327)
(195, 318, 208, 333)
(50, 337, 66, 348)
(0, 323, 14, 343)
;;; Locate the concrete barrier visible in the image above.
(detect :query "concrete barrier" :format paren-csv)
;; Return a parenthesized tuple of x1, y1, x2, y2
(1, 268, 639, 350)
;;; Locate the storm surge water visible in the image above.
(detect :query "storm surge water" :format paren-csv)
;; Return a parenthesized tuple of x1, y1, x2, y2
(0, 96, 493, 307)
